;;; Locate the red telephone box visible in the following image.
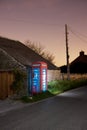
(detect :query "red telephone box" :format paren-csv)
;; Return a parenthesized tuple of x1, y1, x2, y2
(32, 62, 47, 94)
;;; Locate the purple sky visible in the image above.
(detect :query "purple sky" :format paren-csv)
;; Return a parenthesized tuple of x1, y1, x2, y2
(0, 0, 87, 66)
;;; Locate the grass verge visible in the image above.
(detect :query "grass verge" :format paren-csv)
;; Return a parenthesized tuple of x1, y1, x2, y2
(48, 78, 87, 94)
(21, 91, 54, 103)
(21, 78, 87, 103)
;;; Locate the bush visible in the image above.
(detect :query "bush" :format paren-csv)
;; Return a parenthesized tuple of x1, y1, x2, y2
(48, 78, 87, 94)
(11, 69, 26, 95)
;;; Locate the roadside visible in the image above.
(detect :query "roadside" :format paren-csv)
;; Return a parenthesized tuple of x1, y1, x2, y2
(0, 98, 28, 114)
(0, 91, 55, 114)
(0, 93, 54, 114)
(0, 87, 82, 114)
(0, 78, 87, 114)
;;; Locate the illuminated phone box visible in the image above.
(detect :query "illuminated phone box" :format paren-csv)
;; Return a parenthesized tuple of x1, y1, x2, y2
(32, 62, 47, 94)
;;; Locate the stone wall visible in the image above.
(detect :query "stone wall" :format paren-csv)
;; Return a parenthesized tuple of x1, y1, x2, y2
(61, 73, 87, 80)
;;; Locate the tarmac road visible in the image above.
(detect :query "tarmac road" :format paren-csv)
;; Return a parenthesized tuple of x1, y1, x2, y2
(0, 86, 87, 130)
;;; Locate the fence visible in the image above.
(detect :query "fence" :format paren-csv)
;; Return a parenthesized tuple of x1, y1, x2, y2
(0, 70, 14, 99)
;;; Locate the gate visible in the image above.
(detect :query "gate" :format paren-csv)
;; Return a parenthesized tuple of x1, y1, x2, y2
(0, 70, 14, 99)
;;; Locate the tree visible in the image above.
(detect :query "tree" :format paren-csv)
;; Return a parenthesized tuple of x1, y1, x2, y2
(25, 40, 44, 55)
(25, 40, 55, 64)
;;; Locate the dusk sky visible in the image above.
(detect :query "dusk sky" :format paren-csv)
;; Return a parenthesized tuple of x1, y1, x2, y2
(0, 0, 87, 66)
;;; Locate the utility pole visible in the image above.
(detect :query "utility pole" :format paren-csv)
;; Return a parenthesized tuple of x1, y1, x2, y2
(65, 24, 70, 80)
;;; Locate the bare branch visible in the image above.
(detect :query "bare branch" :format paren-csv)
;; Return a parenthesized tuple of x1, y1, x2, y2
(25, 40, 55, 64)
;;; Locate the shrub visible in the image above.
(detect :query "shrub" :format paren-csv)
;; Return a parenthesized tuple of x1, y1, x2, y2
(11, 69, 26, 95)
(48, 78, 87, 94)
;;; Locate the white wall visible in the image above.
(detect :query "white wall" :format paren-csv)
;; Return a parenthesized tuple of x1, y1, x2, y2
(47, 70, 61, 82)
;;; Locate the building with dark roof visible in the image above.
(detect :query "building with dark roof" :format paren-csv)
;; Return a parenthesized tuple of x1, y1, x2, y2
(60, 51, 87, 74)
(70, 51, 87, 73)
(0, 37, 61, 99)
(0, 37, 58, 70)
(0, 37, 60, 82)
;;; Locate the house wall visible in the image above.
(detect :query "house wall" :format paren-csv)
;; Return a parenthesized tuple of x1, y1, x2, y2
(0, 70, 14, 99)
(47, 70, 61, 82)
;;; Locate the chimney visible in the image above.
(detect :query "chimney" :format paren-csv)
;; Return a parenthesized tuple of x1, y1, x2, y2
(80, 51, 84, 56)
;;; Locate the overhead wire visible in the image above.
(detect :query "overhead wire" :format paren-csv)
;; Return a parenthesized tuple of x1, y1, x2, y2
(68, 25, 87, 44)
(0, 17, 61, 27)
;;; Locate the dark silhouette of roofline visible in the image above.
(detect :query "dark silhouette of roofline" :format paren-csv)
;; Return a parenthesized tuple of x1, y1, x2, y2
(0, 36, 58, 70)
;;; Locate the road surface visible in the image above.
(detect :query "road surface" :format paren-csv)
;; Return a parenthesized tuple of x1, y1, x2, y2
(0, 86, 87, 130)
